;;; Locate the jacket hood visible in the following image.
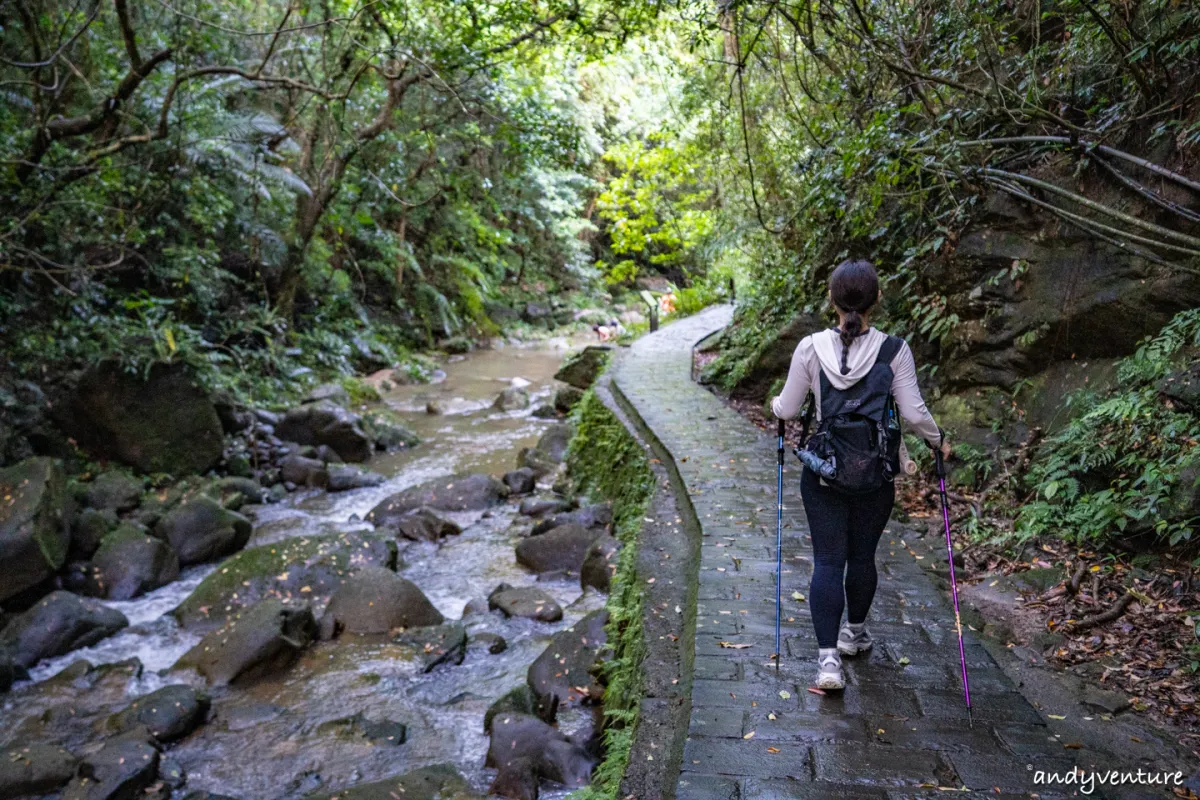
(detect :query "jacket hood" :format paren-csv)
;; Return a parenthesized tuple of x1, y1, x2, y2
(810, 327, 888, 390)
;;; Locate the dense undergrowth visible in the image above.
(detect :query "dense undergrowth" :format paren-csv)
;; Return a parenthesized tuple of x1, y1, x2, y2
(565, 389, 655, 800)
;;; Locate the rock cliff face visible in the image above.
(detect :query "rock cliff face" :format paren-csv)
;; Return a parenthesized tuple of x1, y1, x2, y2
(728, 174, 1200, 445)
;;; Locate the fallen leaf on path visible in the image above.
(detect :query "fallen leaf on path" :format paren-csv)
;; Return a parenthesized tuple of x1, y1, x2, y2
(807, 687, 826, 695)
(719, 642, 752, 649)
(778, 690, 791, 699)
(743, 731, 755, 739)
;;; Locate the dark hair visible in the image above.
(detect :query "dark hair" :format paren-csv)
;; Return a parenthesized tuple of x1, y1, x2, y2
(829, 259, 880, 374)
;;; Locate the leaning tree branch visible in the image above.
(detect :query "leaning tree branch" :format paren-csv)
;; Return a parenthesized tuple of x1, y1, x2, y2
(114, 0, 143, 69)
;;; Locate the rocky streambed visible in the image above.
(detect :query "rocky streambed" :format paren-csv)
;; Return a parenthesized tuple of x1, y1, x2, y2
(0, 339, 618, 800)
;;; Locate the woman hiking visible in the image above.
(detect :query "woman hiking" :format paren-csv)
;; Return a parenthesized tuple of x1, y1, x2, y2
(771, 259, 950, 690)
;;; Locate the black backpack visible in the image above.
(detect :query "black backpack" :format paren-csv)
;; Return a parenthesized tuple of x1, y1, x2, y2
(796, 332, 903, 494)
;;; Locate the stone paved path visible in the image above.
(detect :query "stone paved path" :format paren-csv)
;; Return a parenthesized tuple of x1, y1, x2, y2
(611, 306, 1108, 799)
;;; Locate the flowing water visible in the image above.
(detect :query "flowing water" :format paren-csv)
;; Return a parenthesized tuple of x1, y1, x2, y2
(1, 335, 604, 799)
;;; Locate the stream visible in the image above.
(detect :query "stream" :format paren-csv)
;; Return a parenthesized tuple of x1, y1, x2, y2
(0, 335, 600, 799)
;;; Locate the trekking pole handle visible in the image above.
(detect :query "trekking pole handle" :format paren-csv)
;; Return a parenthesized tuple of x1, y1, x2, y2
(933, 446, 947, 480)
(777, 418, 786, 465)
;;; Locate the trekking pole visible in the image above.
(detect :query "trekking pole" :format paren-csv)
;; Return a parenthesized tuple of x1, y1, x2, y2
(775, 417, 785, 671)
(934, 446, 973, 727)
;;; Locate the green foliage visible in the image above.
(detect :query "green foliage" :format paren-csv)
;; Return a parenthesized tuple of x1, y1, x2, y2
(566, 389, 655, 800)
(1016, 309, 1200, 546)
(595, 133, 716, 285)
(0, 0, 668, 405)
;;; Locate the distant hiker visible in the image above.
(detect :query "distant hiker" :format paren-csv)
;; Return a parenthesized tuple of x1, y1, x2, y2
(593, 320, 625, 342)
(771, 259, 950, 690)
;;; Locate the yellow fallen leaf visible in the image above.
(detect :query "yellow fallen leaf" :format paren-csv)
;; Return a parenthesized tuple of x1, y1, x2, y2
(1048, 714, 1066, 720)
(719, 642, 752, 649)
(766, 747, 780, 753)
(898, 657, 911, 666)
(791, 592, 805, 601)
(767, 713, 776, 720)
(778, 690, 791, 699)
(743, 731, 755, 739)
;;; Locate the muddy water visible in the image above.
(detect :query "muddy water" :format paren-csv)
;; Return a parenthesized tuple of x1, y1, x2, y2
(0, 336, 604, 799)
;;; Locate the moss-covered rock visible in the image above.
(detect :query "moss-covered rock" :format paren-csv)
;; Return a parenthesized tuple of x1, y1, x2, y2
(91, 524, 180, 600)
(155, 496, 251, 567)
(53, 360, 224, 476)
(361, 409, 420, 452)
(104, 684, 210, 743)
(173, 598, 317, 685)
(84, 471, 144, 512)
(0, 457, 71, 603)
(174, 530, 399, 631)
(554, 347, 611, 390)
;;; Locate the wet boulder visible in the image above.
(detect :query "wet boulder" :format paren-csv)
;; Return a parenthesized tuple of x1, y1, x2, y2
(518, 497, 572, 518)
(361, 410, 420, 452)
(326, 464, 385, 492)
(72, 508, 117, 560)
(174, 531, 398, 632)
(531, 504, 612, 536)
(303, 764, 480, 800)
(85, 471, 143, 512)
(517, 448, 558, 479)
(392, 507, 462, 542)
(488, 584, 562, 622)
(54, 361, 224, 475)
(174, 598, 317, 685)
(62, 728, 160, 800)
(154, 496, 251, 566)
(531, 404, 558, 419)
(366, 473, 508, 527)
(534, 425, 572, 464)
(91, 525, 180, 600)
(104, 684, 210, 743)
(0, 457, 71, 603)
(493, 387, 530, 412)
(0, 743, 78, 798)
(316, 713, 407, 746)
(503, 468, 537, 496)
(580, 536, 620, 593)
(553, 386, 584, 414)
(516, 524, 602, 574)
(554, 347, 609, 390)
(487, 714, 596, 794)
(276, 401, 373, 463)
(280, 455, 329, 488)
(0, 653, 28, 692)
(394, 623, 467, 672)
(527, 610, 608, 713)
(303, 383, 351, 406)
(324, 566, 444, 635)
(470, 631, 507, 655)
(1159, 362, 1200, 412)
(203, 477, 268, 510)
(484, 684, 550, 733)
(0, 591, 128, 668)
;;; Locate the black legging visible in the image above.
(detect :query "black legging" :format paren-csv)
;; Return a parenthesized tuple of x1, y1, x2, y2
(799, 467, 896, 648)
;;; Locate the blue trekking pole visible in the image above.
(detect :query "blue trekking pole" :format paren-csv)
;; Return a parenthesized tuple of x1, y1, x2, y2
(775, 417, 785, 670)
(934, 445, 973, 727)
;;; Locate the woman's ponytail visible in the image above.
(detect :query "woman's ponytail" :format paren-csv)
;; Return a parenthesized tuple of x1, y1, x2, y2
(829, 260, 880, 374)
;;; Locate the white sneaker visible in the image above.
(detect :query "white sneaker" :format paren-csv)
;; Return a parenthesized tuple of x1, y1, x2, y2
(816, 650, 845, 690)
(837, 622, 874, 656)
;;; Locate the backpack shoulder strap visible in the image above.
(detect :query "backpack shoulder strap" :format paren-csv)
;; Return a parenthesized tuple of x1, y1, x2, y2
(875, 334, 904, 367)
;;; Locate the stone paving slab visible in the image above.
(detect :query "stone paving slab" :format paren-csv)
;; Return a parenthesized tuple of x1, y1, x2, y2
(611, 306, 1127, 798)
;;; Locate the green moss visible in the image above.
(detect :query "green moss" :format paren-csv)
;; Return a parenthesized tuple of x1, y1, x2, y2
(566, 390, 654, 800)
(340, 376, 382, 405)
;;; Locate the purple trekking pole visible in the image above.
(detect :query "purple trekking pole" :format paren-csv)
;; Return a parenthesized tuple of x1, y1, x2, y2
(934, 446, 973, 727)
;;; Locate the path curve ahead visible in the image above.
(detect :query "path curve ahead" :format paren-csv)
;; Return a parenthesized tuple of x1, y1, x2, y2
(611, 305, 1104, 799)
